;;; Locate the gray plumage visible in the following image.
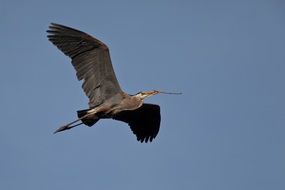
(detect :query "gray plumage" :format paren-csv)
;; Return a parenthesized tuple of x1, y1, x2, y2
(47, 23, 122, 108)
(47, 23, 164, 143)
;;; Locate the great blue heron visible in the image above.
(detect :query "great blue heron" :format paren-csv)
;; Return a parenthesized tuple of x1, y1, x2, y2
(47, 23, 181, 143)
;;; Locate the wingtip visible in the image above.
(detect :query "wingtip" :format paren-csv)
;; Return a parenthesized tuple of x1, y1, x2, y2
(49, 22, 61, 27)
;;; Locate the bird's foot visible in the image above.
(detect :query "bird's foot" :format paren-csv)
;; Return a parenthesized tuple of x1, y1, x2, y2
(53, 125, 71, 134)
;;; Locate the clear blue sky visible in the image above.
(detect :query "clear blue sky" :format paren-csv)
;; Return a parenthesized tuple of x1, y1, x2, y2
(1, 0, 285, 190)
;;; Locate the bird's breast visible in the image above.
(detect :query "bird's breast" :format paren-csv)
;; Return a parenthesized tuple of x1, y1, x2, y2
(109, 96, 143, 115)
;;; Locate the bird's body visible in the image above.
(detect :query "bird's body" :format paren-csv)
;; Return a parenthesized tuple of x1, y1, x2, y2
(47, 23, 179, 142)
(79, 92, 146, 124)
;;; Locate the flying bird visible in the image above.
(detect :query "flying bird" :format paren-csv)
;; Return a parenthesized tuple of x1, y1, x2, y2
(47, 23, 181, 143)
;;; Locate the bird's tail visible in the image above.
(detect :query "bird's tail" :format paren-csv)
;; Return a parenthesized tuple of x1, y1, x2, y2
(77, 109, 99, 127)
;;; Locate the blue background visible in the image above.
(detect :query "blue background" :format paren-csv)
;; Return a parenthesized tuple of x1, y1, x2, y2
(1, 0, 285, 189)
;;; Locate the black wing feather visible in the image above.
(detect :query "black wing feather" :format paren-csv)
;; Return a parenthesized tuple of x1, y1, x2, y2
(113, 103, 161, 143)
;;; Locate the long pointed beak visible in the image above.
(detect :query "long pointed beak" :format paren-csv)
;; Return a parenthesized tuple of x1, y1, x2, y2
(149, 90, 182, 96)
(157, 91, 182, 95)
(143, 90, 182, 98)
(144, 90, 160, 97)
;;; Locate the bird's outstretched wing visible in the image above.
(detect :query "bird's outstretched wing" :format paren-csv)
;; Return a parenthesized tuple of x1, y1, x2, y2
(113, 103, 161, 143)
(47, 23, 122, 107)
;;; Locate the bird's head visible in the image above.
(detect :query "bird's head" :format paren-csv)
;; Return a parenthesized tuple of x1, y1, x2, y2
(135, 90, 160, 99)
(134, 90, 182, 99)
